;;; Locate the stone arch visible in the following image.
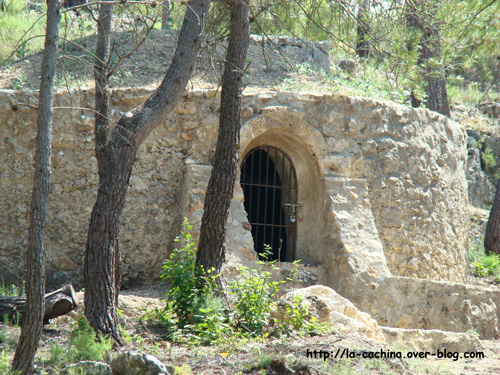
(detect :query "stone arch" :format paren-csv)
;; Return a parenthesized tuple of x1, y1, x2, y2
(239, 106, 331, 264)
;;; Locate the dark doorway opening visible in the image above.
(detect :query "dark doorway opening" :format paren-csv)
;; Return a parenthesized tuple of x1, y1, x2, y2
(240, 146, 297, 261)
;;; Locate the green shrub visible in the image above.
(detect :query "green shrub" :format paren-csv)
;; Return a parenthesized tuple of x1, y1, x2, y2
(69, 323, 113, 362)
(159, 219, 206, 327)
(482, 147, 497, 170)
(277, 294, 315, 335)
(479, 254, 500, 276)
(472, 262, 489, 277)
(153, 222, 322, 344)
(469, 238, 500, 277)
(189, 295, 233, 345)
(229, 264, 282, 336)
(0, 349, 10, 374)
(153, 219, 228, 344)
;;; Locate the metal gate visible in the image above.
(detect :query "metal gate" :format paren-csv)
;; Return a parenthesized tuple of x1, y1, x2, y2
(240, 146, 298, 261)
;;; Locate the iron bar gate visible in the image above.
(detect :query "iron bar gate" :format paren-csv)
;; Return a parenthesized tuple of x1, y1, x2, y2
(240, 146, 298, 261)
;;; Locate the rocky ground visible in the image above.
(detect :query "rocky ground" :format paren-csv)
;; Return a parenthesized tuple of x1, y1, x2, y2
(1, 286, 499, 375)
(0, 28, 323, 93)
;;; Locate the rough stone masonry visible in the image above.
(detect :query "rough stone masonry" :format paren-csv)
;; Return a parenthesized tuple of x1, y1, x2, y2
(1, 87, 498, 338)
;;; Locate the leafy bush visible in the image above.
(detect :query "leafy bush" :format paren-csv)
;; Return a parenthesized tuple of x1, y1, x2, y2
(153, 220, 229, 344)
(482, 146, 497, 169)
(472, 262, 489, 277)
(159, 219, 206, 327)
(72, 316, 113, 361)
(0, 349, 10, 375)
(469, 238, 500, 278)
(277, 294, 315, 335)
(189, 295, 233, 345)
(152, 221, 320, 345)
(229, 264, 282, 336)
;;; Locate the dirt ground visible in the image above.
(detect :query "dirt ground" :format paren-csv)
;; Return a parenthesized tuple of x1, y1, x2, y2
(116, 288, 500, 375)
(0, 28, 305, 93)
(0, 287, 495, 375)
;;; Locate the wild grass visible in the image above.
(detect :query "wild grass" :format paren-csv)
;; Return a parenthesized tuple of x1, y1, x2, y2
(0, 0, 46, 64)
(0, 281, 24, 297)
(448, 81, 500, 107)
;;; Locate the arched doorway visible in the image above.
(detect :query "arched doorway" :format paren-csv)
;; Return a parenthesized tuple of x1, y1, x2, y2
(240, 146, 298, 261)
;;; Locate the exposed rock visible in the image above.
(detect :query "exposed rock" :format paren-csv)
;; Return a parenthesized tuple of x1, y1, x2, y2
(46, 270, 71, 290)
(466, 136, 495, 208)
(0, 264, 21, 285)
(357, 276, 500, 340)
(250, 35, 330, 73)
(111, 350, 171, 375)
(53, 255, 78, 271)
(276, 285, 380, 338)
(63, 361, 112, 375)
(478, 102, 500, 118)
(338, 58, 358, 74)
(381, 327, 483, 353)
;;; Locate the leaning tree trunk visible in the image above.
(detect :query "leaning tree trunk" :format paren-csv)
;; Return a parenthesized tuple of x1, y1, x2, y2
(1, 285, 78, 325)
(84, 0, 211, 343)
(356, 0, 370, 58)
(485, 180, 500, 255)
(196, 0, 250, 279)
(406, 1, 450, 117)
(11, 0, 61, 373)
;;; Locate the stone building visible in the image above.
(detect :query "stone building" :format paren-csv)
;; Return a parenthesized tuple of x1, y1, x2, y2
(1, 87, 499, 339)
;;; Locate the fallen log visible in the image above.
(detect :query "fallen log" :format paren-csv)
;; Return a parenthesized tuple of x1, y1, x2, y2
(0, 284, 78, 324)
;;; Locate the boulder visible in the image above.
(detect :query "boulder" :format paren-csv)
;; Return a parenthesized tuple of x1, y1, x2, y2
(381, 327, 483, 353)
(250, 35, 330, 73)
(111, 350, 171, 375)
(338, 58, 358, 74)
(478, 102, 500, 118)
(277, 285, 380, 338)
(466, 136, 494, 208)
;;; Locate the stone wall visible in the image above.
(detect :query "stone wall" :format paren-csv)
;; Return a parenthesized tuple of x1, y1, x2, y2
(0, 87, 468, 288)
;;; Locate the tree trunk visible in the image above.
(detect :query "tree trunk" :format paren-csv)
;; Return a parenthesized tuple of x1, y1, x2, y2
(161, 0, 171, 30)
(356, 0, 370, 59)
(0, 285, 78, 325)
(84, 0, 123, 344)
(407, 0, 450, 117)
(11, 0, 61, 373)
(419, 23, 450, 117)
(485, 180, 500, 255)
(196, 0, 250, 278)
(84, 0, 211, 342)
(94, 0, 113, 180)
